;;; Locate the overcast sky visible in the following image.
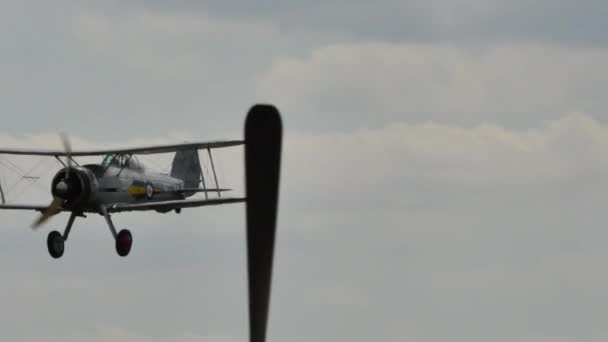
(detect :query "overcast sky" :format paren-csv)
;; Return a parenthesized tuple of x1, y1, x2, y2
(1, 1, 608, 341)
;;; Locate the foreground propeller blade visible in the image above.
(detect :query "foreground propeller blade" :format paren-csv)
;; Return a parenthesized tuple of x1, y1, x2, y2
(60, 133, 72, 179)
(245, 104, 282, 342)
(32, 197, 64, 229)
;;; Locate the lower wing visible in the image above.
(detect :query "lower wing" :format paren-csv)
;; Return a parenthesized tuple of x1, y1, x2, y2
(0, 198, 245, 214)
(0, 204, 52, 212)
(106, 197, 246, 213)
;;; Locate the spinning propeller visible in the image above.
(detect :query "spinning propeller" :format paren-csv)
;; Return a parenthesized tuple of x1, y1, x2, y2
(32, 134, 74, 229)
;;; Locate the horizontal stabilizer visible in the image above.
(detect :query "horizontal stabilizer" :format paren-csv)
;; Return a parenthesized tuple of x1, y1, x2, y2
(173, 188, 232, 193)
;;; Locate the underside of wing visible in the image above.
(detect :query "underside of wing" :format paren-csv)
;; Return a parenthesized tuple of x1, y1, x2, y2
(0, 140, 244, 157)
(107, 197, 246, 213)
(0, 204, 58, 213)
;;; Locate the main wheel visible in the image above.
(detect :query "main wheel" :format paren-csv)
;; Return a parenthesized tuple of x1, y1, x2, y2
(115, 229, 133, 257)
(47, 231, 64, 259)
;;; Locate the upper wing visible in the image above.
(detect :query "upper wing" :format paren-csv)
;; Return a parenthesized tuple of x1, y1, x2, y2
(106, 197, 246, 213)
(0, 140, 244, 157)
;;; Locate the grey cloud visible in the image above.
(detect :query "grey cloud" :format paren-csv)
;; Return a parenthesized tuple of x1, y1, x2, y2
(4, 2, 608, 139)
(0, 3, 260, 139)
(257, 42, 608, 130)
(126, 0, 608, 46)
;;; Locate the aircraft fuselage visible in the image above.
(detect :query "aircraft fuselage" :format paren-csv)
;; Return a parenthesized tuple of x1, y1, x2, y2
(54, 162, 191, 213)
(94, 164, 186, 205)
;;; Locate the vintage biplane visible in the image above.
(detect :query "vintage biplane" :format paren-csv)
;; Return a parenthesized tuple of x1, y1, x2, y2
(0, 138, 245, 258)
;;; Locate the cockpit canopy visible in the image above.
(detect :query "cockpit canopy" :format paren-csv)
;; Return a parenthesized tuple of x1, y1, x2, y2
(101, 154, 144, 171)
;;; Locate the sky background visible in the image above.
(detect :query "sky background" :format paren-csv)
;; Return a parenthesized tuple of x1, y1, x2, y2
(1, 1, 608, 341)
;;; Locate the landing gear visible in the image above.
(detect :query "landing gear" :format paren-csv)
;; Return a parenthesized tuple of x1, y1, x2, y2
(42, 208, 133, 258)
(115, 229, 133, 257)
(46, 211, 78, 259)
(47, 231, 64, 258)
(100, 205, 134, 257)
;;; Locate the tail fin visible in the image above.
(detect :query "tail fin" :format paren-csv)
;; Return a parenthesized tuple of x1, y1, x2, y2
(171, 149, 202, 188)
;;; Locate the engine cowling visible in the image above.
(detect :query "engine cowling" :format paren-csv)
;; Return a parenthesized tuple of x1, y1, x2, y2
(51, 166, 99, 209)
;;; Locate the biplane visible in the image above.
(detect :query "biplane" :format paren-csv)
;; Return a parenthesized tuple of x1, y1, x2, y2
(0, 138, 245, 258)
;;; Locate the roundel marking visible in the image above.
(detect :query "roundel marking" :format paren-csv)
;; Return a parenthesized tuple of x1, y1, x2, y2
(145, 182, 155, 199)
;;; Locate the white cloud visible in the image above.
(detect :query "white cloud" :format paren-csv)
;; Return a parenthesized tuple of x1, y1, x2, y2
(284, 112, 608, 194)
(257, 42, 608, 126)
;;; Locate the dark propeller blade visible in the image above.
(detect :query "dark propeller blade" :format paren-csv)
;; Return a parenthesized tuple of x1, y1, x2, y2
(31, 196, 64, 229)
(32, 134, 72, 229)
(60, 133, 73, 179)
(245, 104, 282, 342)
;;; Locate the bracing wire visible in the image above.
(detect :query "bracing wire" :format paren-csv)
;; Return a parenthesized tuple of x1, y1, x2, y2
(0, 157, 52, 198)
(5, 157, 48, 193)
(201, 152, 212, 194)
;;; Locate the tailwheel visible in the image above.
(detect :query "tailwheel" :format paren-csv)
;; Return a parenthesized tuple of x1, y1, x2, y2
(115, 229, 133, 257)
(47, 230, 64, 259)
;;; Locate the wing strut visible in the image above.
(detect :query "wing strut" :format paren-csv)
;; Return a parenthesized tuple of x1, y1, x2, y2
(207, 148, 221, 198)
(199, 156, 208, 200)
(0, 178, 5, 204)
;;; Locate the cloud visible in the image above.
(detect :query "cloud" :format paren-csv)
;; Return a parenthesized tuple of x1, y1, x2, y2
(257, 42, 608, 129)
(71, 11, 279, 78)
(122, 0, 608, 46)
(284, 112, 608, 195)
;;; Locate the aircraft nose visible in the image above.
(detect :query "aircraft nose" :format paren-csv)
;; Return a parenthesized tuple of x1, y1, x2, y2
(55, 181, 69, 197)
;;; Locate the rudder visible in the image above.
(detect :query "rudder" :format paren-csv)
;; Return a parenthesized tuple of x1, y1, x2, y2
(171, 149, 202, 188)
